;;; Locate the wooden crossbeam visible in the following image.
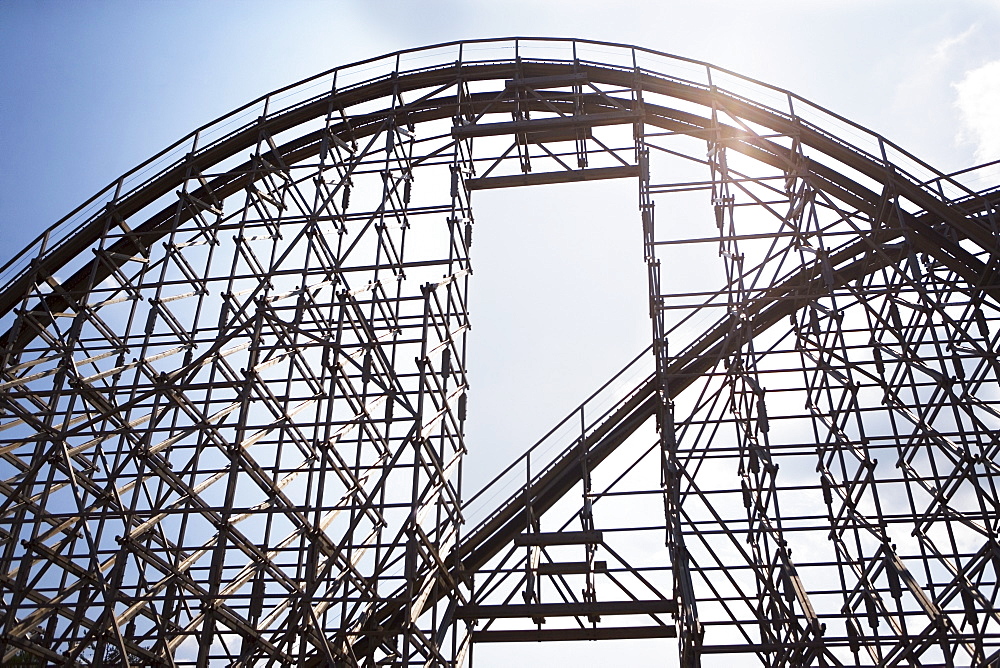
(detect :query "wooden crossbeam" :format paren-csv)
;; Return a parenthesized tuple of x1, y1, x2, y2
(472, 625, 677, 643)
(456, 599, 677, 620)
(537, 560, 607, 575)
(513, 530, 602, 546)
(505, 73, 590, 89)
(522, 127, 593, 144)
(465, 166, 639, 191)
(452, 111, 640, 140)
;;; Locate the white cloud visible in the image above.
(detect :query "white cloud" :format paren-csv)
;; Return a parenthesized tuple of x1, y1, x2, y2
(954, 59, 1000, 163)
(932, 23, 978, 62)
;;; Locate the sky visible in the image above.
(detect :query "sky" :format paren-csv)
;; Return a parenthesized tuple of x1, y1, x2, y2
(2, 1, 1000, 664)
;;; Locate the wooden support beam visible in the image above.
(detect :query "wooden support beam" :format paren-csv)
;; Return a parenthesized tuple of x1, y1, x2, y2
(472, 625, 677, 643)
(452, 111, 640, 140)
(523, 127, 593, 144)
(513, 530, 603, 546)
(456, 599, 677, 620)
(465, 166, 639, 191)
(505, 73, 590, 89)
(537, 560, 607, 575)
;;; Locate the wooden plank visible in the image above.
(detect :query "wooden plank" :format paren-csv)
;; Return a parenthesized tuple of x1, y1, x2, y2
(452, 111, 640, 140)
(523, 127, 593, 144)
(505, 73, 590, 88)
(472, 625, 677, 643)
(537, 560, 607, 575)
(513, 531, 603, 546)
(466, 166, 639, 191)
(456, 599, 677, 620)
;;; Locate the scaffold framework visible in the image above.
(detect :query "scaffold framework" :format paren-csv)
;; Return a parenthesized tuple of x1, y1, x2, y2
(1, 38, 999, 667)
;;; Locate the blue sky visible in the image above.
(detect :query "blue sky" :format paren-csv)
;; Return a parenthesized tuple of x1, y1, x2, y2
(2, 3, 1000, 663)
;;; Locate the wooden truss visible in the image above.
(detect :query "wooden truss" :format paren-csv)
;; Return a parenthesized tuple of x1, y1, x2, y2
(1, 38, 998, 667)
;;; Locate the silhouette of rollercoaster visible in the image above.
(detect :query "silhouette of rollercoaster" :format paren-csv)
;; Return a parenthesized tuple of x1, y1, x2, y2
(1, 38, 998, 667)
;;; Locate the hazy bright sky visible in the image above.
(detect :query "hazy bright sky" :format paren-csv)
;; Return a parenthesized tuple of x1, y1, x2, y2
(1, 3, 999, 663)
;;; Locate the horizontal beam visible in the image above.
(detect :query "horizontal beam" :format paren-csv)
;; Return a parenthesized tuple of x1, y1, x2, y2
(537, 560, 607, 575)
(513, 531, 603, 546)
(465, 166, 639, 191)
(522, 127, 593, 144)
(472, 625, 677, 643)
(452, 110, 640, 139)
(456, 600, 677, 620)
(505, 73, 590, 89)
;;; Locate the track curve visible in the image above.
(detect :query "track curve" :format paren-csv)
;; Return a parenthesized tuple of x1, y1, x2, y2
(1, 38, 998, 668)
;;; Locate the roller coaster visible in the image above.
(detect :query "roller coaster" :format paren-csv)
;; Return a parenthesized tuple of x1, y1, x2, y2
(1, 38, 999, 667)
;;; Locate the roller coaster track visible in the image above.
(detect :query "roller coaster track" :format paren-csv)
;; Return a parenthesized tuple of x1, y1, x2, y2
(1, 38, 998, 667)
